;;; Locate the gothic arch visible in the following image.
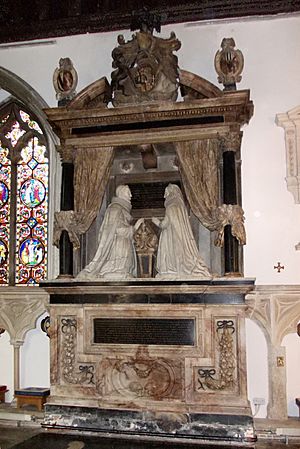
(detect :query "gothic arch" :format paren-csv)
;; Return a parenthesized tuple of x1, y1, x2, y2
(246, 287, 300, 420)
(0, 66, 60, 280)
(0, 66, 57, 144)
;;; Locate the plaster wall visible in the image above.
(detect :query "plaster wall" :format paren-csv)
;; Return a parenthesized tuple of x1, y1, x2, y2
(245, 318, 268, 418)
(0, 14, 299, 417)
(0, 331, 13, 402)
(282, 332, 300, 416)
(20, 313, 50, 390)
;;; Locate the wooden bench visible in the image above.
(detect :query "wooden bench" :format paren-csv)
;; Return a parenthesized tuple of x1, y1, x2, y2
(0, 385, 8, 403)
(296, 398, 300, 418)
(15, 387, 50, 411)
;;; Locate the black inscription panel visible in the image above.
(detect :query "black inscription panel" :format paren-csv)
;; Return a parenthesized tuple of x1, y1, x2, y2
(129, 182, 180, 210)
(93, 318, 195, 346)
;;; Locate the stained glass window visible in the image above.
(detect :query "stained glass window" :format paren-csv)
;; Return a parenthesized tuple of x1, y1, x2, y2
(0, 103, 48, 285)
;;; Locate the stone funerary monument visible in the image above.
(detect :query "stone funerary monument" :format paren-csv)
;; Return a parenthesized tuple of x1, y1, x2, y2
(42, 11, 255, 445)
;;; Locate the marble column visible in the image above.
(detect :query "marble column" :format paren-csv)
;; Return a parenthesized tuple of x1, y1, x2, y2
(58, 146, 74, 277)
(11, 340, 23, 391)
(222, 132, 242, 275)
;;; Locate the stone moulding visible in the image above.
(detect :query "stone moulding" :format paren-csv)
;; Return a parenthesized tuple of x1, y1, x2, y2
(0, 287, 48, 344)
(276, 106, 300, 205)
(44, 89, 253, 149)
(276, 107, 300, 249)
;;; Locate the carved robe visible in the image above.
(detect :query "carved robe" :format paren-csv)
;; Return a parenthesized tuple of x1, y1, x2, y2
(156, 185, 211, 278)
(77, 197, 136, 279)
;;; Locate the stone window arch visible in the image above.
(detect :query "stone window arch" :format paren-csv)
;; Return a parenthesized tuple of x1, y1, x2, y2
(0, 100, 49, 284)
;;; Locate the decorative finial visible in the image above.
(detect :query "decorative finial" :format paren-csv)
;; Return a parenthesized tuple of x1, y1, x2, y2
(214, 38, 244, 91)
(130, 7, 161, 34)
(53, 57, 78, 106)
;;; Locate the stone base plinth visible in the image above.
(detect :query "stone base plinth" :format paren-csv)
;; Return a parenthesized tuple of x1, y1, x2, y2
(43, 404, 256, 445)
(42, 278, 256, 446)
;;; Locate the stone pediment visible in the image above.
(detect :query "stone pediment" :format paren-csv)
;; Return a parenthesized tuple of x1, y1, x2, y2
(68, 77, 111, 110)
(179, 69, 223, 100)
(66, 69, 223, 111)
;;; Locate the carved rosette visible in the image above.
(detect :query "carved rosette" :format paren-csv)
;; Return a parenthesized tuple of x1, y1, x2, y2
(60, 317, 95, 385)
(196, 319, 237, 392)
(111, 30, 181, 105)
(97, 346, 182, 400)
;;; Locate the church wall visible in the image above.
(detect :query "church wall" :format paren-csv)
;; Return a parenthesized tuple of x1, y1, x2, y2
(245, 318, 268, 418)
(0, 331, 14, 402)
(282, 332, 300, 416)
(0, 14, 299, 417)
(20, 313, 50, 390)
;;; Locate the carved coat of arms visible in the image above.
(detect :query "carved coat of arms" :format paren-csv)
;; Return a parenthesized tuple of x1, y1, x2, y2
(111, 29, 181, 105)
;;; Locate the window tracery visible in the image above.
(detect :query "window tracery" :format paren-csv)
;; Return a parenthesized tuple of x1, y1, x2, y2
(0, 102, 48, 285)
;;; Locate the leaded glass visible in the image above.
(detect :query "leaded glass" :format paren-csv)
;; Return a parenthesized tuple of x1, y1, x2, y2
(5, 121, 26, 147)
(0, 146, 10, 285)
(0, 103, 48, 286)
(16, 137, 48, 285)
(20, 110, 43, 134)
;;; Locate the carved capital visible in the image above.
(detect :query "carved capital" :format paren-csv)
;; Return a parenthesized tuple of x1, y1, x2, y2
(56, 145, 75, 163)
(219, 132, 242, 152)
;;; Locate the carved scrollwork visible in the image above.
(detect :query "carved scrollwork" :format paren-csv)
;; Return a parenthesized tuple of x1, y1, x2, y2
(60, 317, 95, 385)
(197, 319, 236, 391)
(98, 346, 182, 400)
(215, 204, 246, 246)
(53, 210, 80, 250)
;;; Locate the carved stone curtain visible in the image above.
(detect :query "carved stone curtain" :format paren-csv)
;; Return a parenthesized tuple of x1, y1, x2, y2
(53, 147, 115, 249)
(175, 140, 246, 246)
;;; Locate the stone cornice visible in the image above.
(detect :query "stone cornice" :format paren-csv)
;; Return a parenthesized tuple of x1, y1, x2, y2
(45, 90, 253, 149)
